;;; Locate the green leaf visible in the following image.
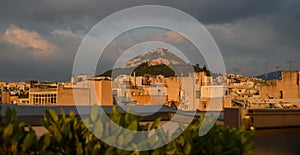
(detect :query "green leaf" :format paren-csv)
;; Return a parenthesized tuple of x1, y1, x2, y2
(105, 146, 114, 155)
(111, 106, 117, 115)
(22, 131, 35, 150)
(128, 120, 138, 131)
(41, 133, 51, 151)
(184, 142, 191, 155)
(82, 117, 90, 126)
(150, 117, 161, 130)
(45, 109, 59, 122)
(18, 121, 26, 129)
(61, 122, 70, 137)
(151, 149, 161, 155)
(60, 108, 66, 119)
(53, 126, 63, 143)
(177, 136, 185, 146)
(76, 141, 84, 155)
(105, 134, 117, 144)
(92, 143, 101, 155)
(3, 123, 13, 140)
(110, 107, 121, 124)
(69, 111, 75, 118)
(94, 120, 103, 138)
(91, 106, 98, 122)
(40, 116, 49, 127)
(118, 134, 124, 146)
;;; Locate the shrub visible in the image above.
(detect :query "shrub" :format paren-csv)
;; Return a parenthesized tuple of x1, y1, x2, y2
(0, 107, 38, 154)
(0, 106, 255, 154)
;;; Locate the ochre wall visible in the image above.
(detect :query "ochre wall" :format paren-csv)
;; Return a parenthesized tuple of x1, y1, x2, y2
(260, 71, 300, 99)
(166, 77, 180, 102)
(95, 80, 113, 106)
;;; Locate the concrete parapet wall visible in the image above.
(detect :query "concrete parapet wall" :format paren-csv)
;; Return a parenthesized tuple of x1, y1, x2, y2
(248, 109, 300, 128)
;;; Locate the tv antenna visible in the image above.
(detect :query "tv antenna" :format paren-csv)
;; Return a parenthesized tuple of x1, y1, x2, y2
(264, 62, 268, 80)
(275, 66, 281, 78)
(286, 60, 294, 72)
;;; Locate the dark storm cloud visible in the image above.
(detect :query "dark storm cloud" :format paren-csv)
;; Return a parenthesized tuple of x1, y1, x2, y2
(0, 0, 300, 81)
(207, 3, 300, 75)
(0, 0, 285, 31)
(31, 0, 284, 24)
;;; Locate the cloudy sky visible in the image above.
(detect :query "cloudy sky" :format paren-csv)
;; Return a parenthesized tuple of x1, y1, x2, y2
(1, 0, 300, 81)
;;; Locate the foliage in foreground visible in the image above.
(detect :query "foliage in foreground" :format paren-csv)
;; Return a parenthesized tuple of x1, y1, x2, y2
(0, 106, 255, 155)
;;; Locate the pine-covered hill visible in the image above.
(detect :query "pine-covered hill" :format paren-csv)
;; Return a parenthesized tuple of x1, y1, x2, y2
(98, 63, 206, 79)
(132, 62, 175, 77)
(98, 47, 213, 78)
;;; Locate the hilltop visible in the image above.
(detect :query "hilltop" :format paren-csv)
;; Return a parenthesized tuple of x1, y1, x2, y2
(99, 48, 208, 78)
(123, 47, 186, 68)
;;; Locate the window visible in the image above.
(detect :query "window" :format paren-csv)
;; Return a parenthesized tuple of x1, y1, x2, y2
(196, 91, 200, 99)
(113, 90, 118, 97)
(280, 91, 283, 99)
(225, 90, 228, 95)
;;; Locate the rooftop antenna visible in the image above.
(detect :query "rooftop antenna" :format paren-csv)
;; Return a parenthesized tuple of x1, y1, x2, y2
(264, 62, 268, 80)
(275, 66, 281, 78)
(286, 61, 293, 72)
(285, 59, 295, 72)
